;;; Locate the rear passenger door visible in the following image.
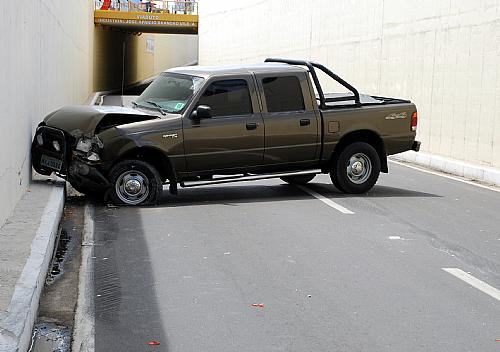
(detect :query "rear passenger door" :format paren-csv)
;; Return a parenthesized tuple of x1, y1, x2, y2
(256, 73, 319, 167)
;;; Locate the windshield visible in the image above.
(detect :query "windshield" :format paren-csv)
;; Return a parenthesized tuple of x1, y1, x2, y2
(135, 73, 204, 114)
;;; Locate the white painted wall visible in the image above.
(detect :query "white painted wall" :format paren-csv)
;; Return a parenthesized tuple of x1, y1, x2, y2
(153, 34, 199, 74)
(0, 1, 94, 226)
(199, 0, 500, 169)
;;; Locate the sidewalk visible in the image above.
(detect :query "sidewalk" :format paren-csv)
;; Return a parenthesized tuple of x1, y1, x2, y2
(391, 151, 500, 188)
(0, 174, 65, 352)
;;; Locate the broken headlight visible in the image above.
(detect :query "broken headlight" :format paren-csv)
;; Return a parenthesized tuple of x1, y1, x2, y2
(76, 138, 92, 153)
(86, 152, 100, 161)
(75, 137, 103, 161)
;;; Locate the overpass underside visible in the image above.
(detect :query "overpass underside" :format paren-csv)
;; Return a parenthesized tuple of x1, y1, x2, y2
(94, 10, 198, 35)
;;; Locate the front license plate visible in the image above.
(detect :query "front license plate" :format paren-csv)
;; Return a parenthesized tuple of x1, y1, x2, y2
(40, 155, 62, 171)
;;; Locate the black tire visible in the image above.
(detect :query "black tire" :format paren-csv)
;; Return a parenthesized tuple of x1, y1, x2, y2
(108, 159, 163, 205)
(330, 171, 342, 192)
(330, 142, 381, 194)
(280, 174, 316, 185)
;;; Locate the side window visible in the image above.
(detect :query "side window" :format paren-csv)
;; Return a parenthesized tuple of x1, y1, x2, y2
(197, 79, 252, 117)
(262, 76, 305, 113)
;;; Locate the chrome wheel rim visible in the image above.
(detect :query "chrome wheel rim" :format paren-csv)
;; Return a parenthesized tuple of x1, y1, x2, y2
(346, 153, 372, 184)
(115, 170, 150, 205)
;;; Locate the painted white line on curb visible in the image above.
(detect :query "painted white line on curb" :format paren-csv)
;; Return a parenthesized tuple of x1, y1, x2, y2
(442, 268, 500, 301)
(297, 185, 354, 214)
(390, 160, 500, 193)
(72, 202, 96, 352)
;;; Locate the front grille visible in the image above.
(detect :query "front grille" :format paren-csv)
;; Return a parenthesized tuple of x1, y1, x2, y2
(32, 126, 68, 176)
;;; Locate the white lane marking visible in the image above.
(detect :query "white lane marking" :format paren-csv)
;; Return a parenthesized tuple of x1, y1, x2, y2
(442, 268, 500, 301)
(297, 185, 354, 214)
(389, 160, 500, 193)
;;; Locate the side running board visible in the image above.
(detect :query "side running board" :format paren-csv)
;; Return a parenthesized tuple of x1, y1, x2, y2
(179, 169, 322, 188)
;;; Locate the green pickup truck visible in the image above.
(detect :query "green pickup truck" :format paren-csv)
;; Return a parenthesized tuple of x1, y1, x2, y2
(32, 59, 420, 205)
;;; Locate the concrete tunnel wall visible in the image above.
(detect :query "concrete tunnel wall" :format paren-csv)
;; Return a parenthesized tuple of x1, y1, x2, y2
(0, 0, 94, 228)
(199, 0, 500, 170)
(0, 1, 198, 228)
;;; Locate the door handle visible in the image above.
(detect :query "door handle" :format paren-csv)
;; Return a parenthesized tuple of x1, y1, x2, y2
(300, 119, 310, 126)
(246, 122, 258, 130)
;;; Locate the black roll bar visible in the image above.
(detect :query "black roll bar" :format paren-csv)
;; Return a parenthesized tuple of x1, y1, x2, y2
(264, 58, 361, 108)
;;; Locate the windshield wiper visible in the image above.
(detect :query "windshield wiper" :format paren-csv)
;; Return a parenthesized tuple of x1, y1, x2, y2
(131, 101, 138, 108)
(146, 100, 166, 116)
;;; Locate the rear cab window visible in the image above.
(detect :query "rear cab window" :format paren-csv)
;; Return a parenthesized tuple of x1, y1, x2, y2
(261, 76, 305, 113)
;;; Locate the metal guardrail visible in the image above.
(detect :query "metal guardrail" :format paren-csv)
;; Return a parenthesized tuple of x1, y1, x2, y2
(94, 0, 198, 15)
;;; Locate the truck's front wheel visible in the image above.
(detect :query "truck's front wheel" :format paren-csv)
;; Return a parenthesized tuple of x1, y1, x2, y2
(108, 160, 163, 205)
(331, 142, 381, 194)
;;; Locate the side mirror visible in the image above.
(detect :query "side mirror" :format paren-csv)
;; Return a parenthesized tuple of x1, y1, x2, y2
(191, 105, 212, 119)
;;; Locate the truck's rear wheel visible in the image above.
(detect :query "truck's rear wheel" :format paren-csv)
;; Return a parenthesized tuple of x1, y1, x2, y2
(331, 142, 380, 194)
(280, 174, 315, 185)
(108, 160, 163, 205)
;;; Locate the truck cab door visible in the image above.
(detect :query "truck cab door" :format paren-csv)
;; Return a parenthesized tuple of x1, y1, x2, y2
(183, 77, 264, 173)
(256, 73, 320, 168)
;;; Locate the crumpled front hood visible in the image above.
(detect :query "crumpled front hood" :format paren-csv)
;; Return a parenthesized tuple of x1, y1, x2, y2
(43, 105, 158, 136)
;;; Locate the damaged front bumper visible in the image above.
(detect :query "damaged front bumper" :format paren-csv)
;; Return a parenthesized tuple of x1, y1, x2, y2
(32, 126, 69, 176)
(32, 126, 110, 191)
(68, 158, 110, 191)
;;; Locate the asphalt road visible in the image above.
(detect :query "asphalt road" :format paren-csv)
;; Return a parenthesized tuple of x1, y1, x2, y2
(89, 162, 500, 352)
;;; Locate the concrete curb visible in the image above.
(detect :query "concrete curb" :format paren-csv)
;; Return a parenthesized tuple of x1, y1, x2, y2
(0, 185, 65, 352)
(391, 151, 500, 187)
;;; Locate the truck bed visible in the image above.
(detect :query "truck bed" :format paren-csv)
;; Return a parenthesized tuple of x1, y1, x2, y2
(321, 93, 411, 109)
